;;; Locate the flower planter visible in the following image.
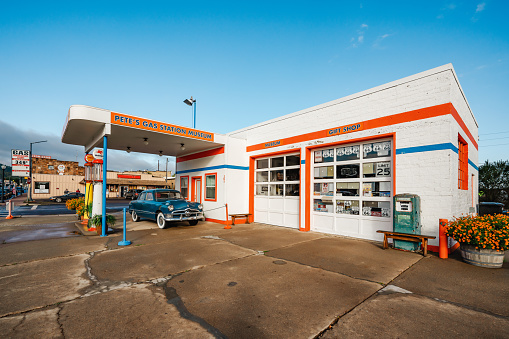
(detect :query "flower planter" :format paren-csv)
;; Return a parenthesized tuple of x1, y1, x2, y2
(460, 244, 505, 269)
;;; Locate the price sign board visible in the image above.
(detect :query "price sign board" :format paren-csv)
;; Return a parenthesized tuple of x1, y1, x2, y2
(11, 149, 30, 177)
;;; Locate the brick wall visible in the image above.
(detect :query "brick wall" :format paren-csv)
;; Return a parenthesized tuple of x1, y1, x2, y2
(33, 158, 84, 176)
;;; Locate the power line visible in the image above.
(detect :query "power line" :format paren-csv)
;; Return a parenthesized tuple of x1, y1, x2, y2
(479, 136, 509, 141)
(479, 130, 509, 136)
(479, 142, 509, 147)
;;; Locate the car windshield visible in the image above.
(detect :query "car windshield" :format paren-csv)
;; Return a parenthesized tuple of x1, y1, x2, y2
(154, 191, 182, 202)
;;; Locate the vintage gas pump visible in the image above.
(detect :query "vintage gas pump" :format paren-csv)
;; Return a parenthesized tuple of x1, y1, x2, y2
(84, 154, 94, 222)
(91, 150, 104, 219)
(393, 194, 421, 251)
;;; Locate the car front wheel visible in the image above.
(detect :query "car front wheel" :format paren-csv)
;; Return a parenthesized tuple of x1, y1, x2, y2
(56, 198, 62, 203)
(131, 210, 140, 222)
(188, 220, 199, 226)
(156, 212, 167, 229)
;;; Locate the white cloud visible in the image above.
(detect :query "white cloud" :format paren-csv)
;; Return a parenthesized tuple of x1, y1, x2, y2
(361, 23, 368, 29)
(358, 35, 364, 43)
(476, 2, 486, 12)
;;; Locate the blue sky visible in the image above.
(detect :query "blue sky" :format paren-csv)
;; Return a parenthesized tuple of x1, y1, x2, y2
(1, 1, 508, 172)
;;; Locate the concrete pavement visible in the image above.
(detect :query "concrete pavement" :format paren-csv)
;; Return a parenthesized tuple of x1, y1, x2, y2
(0, 215, 507, 338)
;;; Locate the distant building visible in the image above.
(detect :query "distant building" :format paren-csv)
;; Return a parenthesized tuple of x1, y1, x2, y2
(31, 157, 174, 199)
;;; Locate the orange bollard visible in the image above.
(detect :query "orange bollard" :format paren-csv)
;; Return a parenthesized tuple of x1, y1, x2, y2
(439, 219, 448, 259)
(6, 201, 14, 219)
(224, 203, 231, 229)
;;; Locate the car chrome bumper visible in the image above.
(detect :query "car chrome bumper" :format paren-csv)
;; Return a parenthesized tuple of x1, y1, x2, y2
(164, 212, 204, 221)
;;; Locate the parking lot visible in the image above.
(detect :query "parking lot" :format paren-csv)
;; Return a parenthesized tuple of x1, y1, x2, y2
(0, 215, 508, 338)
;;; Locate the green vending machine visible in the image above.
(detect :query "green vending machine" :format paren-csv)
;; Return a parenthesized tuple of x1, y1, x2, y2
(393, 194, 421, 251)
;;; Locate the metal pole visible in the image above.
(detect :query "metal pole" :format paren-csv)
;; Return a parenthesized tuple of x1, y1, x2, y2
(118, 208, 132, 246)
(101, 135, 108, 237)
(193, 100, 197, 129)
(165, 158, 168, 188)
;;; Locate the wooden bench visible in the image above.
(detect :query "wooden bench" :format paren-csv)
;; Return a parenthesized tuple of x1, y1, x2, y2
(376, 230, 436, 256)
(229, 214, 252, 225)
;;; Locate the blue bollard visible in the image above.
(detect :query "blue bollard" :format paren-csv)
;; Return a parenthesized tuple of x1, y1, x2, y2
(118, 208, 132, 246)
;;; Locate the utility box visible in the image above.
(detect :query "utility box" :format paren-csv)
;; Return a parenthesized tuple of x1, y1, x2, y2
(393, 194, 421, 251)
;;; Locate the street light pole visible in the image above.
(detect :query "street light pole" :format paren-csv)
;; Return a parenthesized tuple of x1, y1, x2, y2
(1, 165, 6, 203)
(183, 96, 196, 129)
(29, 140, 47, 202)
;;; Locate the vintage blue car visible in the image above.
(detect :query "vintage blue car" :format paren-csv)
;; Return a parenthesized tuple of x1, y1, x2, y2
(128, 189, 204, 228)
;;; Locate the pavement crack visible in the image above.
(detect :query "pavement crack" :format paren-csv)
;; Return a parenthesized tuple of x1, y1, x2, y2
(161, 283, 227, 339)
(11, 313, 26, 332)
(56, 304, 66, 338)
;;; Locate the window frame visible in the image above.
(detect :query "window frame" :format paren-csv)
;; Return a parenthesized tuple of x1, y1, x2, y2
(180, 175, 189, 200)
(204, 172, 217, 202)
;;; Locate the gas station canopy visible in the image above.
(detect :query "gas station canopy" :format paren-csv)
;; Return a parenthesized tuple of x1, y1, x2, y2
(61, 105, 225, 156)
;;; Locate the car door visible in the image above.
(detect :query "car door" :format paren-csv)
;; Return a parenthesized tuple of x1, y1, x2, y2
(144, 191, 157, 220)
(133, 192, 146, 217)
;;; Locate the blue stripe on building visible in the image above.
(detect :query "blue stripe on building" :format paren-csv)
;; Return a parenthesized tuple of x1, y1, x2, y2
(177, 164, 249, 174)
(396, 142, 478, 171)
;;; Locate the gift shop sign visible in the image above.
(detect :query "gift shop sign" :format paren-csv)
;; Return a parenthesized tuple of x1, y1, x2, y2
(111, 112, 214, 142)
(11, 149, 30, 177)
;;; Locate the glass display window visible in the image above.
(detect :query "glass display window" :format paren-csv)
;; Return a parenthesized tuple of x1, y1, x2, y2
(257, 159, 268, 169)
(336, 200, 360, 215)
(364, 141, 391, 159)
(314, 198, 333, 213)
(362, 201, 391, 217)
(362, 182, 391, 197)
(336, 164, 360, 179)
(336, 182, 360, 196)
(256, 171, 268, 182)
(336, 145, 360, 161)
(312, 138, 392, 219)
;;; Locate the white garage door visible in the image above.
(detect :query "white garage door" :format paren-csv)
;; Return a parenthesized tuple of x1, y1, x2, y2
(254, 153, 300, 228)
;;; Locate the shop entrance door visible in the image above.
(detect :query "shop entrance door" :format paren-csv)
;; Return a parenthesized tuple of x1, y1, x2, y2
(192, 177, 202, 203)
(253, 153, 300, 228)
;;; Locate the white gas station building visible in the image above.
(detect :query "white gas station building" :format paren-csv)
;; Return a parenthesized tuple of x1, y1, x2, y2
(62, 64, 478, 252)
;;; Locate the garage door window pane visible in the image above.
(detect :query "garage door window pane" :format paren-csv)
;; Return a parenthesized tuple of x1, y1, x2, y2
(336, 145, 360, 161)
(285, 168, 300, 181)
(257, 159, 268, 169)
(362, 182, 391, 197)
(269, 184, 284, 196)
(271, 157, 284, 168)
(286, 155, 300, 166)
(336, 200, 360, 215)
(364, 141, 391, 159)
(256, 171, 268, 182)
(336, 164, 360, 178)
(270, 170, 284, 182)
(314, 199, 333, 212)
(285, 184, 299, 196)
(256, 185, 268, 196)
(362, 201, 391, 217)
(314, 166, 333, 179)
(363, 162, 391, 178)
(336, 182, 360, 196)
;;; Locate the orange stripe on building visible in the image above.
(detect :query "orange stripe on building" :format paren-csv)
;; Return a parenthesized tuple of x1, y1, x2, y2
(177, 147, 225, 163)
(246, 103, 478, 152)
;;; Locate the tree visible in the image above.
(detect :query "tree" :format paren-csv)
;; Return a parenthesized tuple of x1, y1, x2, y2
(478, 160, 509, 206)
